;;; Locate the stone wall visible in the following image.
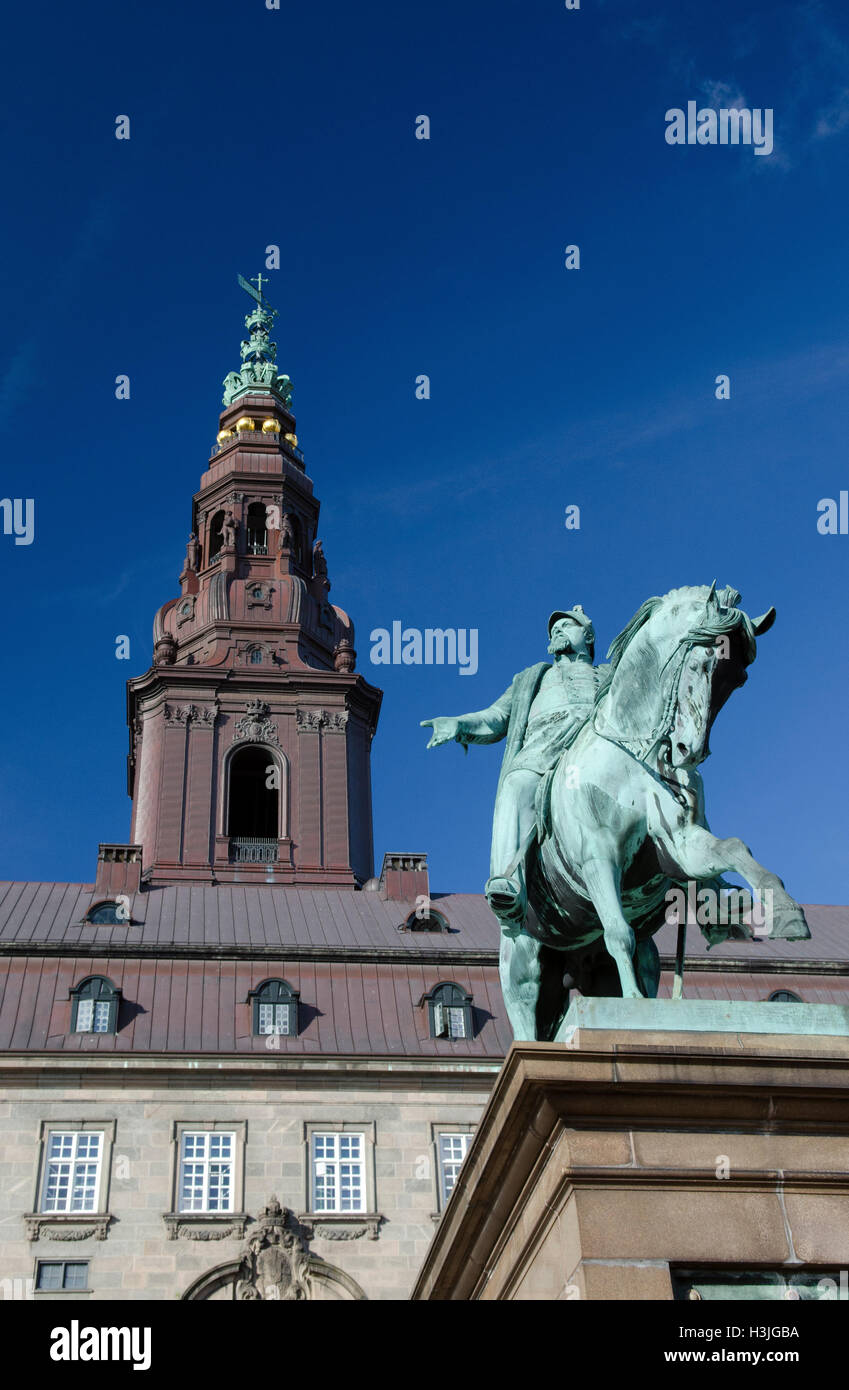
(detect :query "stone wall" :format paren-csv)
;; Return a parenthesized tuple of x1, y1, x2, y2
(0, 1069, 494, 1301)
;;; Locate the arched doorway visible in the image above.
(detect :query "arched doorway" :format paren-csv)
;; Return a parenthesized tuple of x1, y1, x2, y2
(181, 1256, 367, 1301)
(181, 1200, 367, 1301)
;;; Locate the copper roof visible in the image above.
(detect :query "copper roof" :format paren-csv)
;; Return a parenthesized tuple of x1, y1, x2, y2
(0, 883, 845, 1058)
(0, 882, 846, 962)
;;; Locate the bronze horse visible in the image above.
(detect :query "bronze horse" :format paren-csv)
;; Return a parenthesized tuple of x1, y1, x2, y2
(499, 586, 810, 1040)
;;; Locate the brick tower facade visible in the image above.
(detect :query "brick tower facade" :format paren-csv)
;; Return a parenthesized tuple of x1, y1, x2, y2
(126, 278, 382, 887)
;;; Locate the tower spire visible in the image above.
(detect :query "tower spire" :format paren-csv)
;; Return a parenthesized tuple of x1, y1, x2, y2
(223, 273, 293, 409)
(124, 274, 382, 889)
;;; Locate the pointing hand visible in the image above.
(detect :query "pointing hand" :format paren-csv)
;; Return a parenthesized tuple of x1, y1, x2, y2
(420, 717, 463, 750)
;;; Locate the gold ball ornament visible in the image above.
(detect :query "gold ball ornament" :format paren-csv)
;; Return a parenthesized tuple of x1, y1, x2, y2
(235, 416, 256, 432)
(284, 432, 299, 448)
(261, 418, 279, 434)
(217, 429, 234, 445)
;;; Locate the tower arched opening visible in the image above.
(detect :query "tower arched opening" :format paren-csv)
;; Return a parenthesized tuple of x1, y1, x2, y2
(227, 746, 279, 840)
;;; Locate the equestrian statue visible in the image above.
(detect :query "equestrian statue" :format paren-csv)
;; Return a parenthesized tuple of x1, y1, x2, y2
(421, 585, 810, 1041)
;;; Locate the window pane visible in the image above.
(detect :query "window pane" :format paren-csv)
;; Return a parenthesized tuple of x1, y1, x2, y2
(63, 1263, 88, 1290)
(76, 999, 94, 1032)
(43, 1133, 103, 1214)
(439, 1133, 472, 1203)
(43, 1162, 71, 1211)
(70, 1163, 98, 1212)
(447, 1007, 466, 1039)
(36, 1263, 63, 1291)
(93, 1001, 111, 1033)
(180, 1163, 204, 1211)
(179, 1133, 235, 1212)
(312, 1133, 365, 1213)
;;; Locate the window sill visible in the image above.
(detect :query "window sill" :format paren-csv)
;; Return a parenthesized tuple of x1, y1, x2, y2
(25, 1213, 112, 1243)
(35, 1289, 94, 1298)
(163, 1212, 249, 1241)
(298, 1212, 383, 1241)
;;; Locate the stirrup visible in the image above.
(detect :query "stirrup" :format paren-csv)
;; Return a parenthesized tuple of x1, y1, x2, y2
(486, 876, 526, 921)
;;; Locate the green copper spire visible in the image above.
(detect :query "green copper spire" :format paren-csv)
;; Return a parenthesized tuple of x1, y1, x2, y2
(222, 273, 294, 409)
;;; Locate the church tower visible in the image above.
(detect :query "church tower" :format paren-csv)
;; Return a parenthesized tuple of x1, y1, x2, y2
(126, 275, 382, 887)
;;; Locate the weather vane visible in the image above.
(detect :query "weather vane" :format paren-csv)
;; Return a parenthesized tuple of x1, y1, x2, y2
(237, 272, 275, 315)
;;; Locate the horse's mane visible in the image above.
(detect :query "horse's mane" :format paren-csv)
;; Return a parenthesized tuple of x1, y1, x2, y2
(604, 595, 665, 672)
(595, 584, 750, 711)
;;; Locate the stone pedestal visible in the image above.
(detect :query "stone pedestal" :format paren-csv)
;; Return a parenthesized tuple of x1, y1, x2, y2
(411, 1004, 849, 1301)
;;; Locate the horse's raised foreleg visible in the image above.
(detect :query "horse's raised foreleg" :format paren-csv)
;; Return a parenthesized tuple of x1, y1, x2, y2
(662, 824, 809, 941)
(582, 856, 643, 998)
(499, 930, 544, 1040)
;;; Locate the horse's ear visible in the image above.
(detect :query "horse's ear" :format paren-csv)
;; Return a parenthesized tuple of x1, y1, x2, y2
(752, 606, 776, 636)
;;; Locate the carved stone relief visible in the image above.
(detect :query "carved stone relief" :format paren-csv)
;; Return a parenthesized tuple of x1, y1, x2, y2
(233, 699, 280, 745)
(236, 1197, 312, 1301)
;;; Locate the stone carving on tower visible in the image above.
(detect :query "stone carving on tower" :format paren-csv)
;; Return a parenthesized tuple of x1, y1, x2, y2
(233, 699, 280, 745)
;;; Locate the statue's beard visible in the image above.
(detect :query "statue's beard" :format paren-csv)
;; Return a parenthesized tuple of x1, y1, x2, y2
(548, 636, 574, 656)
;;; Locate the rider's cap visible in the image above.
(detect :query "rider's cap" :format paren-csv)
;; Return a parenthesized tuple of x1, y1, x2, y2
(548, 606, 593, 638)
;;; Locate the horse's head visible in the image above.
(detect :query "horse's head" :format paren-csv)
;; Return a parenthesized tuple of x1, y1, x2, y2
(597, 584, 775, 769)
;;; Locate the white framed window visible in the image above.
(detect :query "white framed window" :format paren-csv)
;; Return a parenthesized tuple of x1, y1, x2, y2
(75, 999, 111, 1033)
(424, 982, 473, 1039)
(438, 1133, 472, 1205)
(70, 976, 121, 1034)
(257, 1002, 291, 1035)
(248, 979, 299, 1037)
(433, 1003, 467, 1039)
(311, 1132, 366, 1213)
(178, 1131, 235, 1213)
(42, 1132, 103, 1214)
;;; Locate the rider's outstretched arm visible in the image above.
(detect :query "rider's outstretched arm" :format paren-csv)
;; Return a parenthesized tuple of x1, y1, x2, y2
(421, 680, 515, 750)
(454, 682, 514, 744)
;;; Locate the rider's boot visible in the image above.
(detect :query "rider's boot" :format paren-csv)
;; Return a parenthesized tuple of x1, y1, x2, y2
(486, 861, 528, 931)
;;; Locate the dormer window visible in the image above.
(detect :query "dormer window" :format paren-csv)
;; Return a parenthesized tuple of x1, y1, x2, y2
(248, 979, 299, 1036)
(84, 900, 130, 926)
(70, 977, 121, 1035)
(249, 649, 263, 665)
(422, 982, 473, 1040)
(402, 909, 449, 933)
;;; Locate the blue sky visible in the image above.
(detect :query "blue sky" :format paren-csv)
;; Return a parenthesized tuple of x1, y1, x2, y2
(1, 0, 848, 903)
